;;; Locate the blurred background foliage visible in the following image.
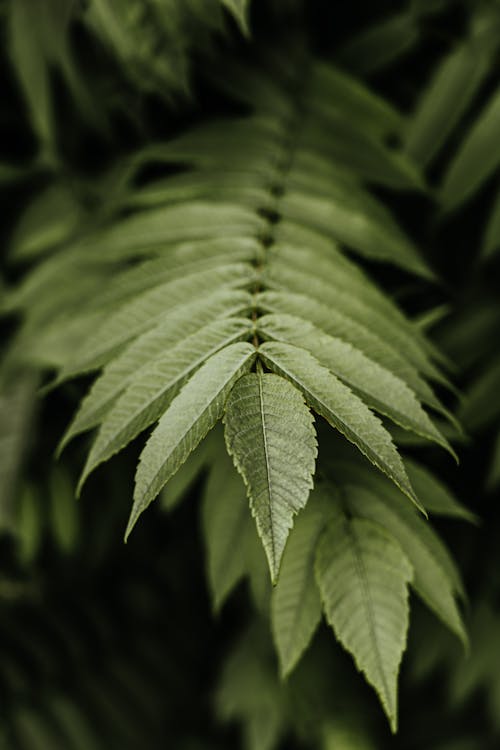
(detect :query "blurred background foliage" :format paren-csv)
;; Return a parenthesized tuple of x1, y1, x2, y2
(1, 0, 500, 747)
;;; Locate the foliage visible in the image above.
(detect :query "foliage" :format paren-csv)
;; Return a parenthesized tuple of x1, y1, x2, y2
(1, 0, 500, 747)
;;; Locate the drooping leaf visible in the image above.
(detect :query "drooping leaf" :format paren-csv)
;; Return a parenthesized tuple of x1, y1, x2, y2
(259, 341, 421, 510)
(405, 34, 496, 167)
(224, 370, 317, 581)
(316, 515, 413, 731)
(8, 184, 84, 261)
(337, 12, 419, 76)
(405, 458, 478, 523)
(271, 489, 330, 676)
(459, 356, 500, 432)
(0, 371, 38, 530)
(441, 85, 500, 211)
(77, 317, 252, 492)
(59, 289, 252, 450)
(216, 625, 287, 750)
(220, 0, 250, 35)
(128, 342, 256, 538)
(58, 262, 254, 380)
(49, 466, 79, 554)
(17, 484, 44, 565)
(7, 0, 54, 158)
(202, 436, 253, 610)
(344, 483, 467, 645)
(258, 313, 453, 456)
(257, 289, 447, 417)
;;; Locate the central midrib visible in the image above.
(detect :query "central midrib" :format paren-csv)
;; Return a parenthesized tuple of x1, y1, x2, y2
(251, 60, 310, 352)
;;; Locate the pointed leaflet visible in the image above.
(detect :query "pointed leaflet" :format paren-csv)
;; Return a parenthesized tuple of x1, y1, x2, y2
(59, 289, 252, 449)
(328, 456, 465, 599)
(220, 0, 250, 35)
(405, 458, 477, 523)
(258, 313, 453, 456)
(224, 372, 317, 581)
(441, 85, 500, 210)
(271, 241, 410, 324)
(202, 438, 251, 611)
(258, 342, 421, 510)
(279, 192, 430, 278)
(344, 484, 467, 645)
(309, 60, 404, 138)
(256, 289, 446, 415)
(77, 202, 265, 261)
(271, 489, 331, 676)
(336, 11, 419, 77)
(405, 38, 495, 167)
(8, 0, 53, 155)
(264, 263, 442, 383)
(77, 317, 252, 493)
(58, 262, 253, 379)
(316, 516, 413, 731)
(128, 342, 255, 538)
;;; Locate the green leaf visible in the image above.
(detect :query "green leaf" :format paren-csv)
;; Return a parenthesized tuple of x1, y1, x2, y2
(271, 490, 329, 677)
(344, 483, 467, 645)
(76, 202, 265, 261)
(59, 289, 252, 449)
(47, 697, 101, 750)
(483, 188, 500, 259)
(459, 356, 500, 432)
(405, 458, 478, 523)
(202, 437, 251, 610)
(258, 313, 453, 456)
(0, 373, 38, 530)
(259, 341, 421, 511)
(224, 371, 317, 581)
(13, 709, 66, 750)
(322, 718, 378, 750)
(128, 342, 256, 538)
(161, 439, 211, 513)
(77, 317, 252, 492)
(263, 263, 441, 382)
(441, 85, 500, 210)
(316, 515, 413, 731)
(279, 191, 430, 277)
(257, 289, 446, 417)
(8, 0, 53, 157)
(49, 466, 79, 554)
(58, 262, 254, 379)
(405, 39, 495, 167)
(309, 61, 404, 138)
(337, 12, 419, 76)
(220, 0, 250, 35)
(8, 184, 83, 261)
(486, 428, 500, 490)
(216, 626, 286, 750)
(17, 484, 44, 565)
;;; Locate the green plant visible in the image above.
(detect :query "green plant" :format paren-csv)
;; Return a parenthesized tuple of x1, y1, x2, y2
(1, 1, 499, 748)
